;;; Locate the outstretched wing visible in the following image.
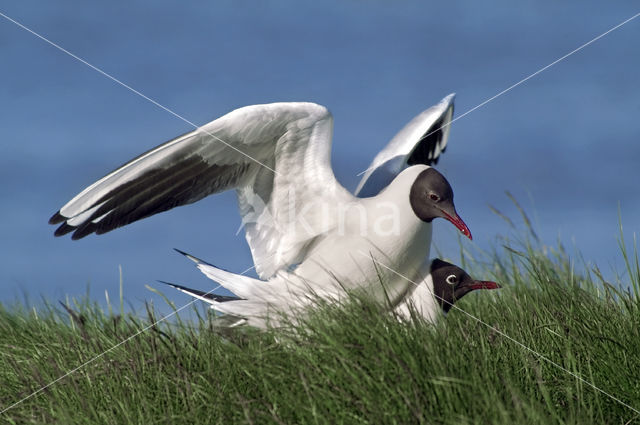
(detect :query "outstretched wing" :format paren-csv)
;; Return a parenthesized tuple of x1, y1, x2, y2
(50, 102, 352, 278)
(355, 94, 455, 197)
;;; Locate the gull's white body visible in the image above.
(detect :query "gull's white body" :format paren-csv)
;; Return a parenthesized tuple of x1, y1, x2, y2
(191, 166, 433, 328)
(392, 273, 440, 322)
(184, 94, 457, 328)
(355, 94, 456, 319)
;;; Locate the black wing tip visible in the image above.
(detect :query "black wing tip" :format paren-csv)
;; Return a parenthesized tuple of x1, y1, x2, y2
(71, 223, 99, 240)
(52, 224, 96, 240)
(50, 212, 99, 239)
(49, 211, 65, 225)
(54, 223, 76, 237)
(71, 231, 88, 240)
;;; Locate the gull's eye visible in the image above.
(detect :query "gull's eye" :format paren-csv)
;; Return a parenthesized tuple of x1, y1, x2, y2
(446, 274, 458, 285)
(429, 193, 440, 202)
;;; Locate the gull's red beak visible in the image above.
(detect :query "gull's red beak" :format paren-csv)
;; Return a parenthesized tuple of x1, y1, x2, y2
(468, 280, 501, 291)
(440, 210, 472, 240)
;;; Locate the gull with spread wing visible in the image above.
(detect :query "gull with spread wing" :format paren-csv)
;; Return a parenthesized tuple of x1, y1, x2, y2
(50, 99, 469, 325)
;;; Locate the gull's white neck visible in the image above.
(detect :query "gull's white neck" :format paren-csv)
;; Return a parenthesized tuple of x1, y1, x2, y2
(285, 165, 434, 305)
(357, 165, 432, 253)
(394, 272, 441, 322)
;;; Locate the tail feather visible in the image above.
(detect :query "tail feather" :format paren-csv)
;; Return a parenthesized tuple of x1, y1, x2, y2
(212, 300, 293, 330)
(160, 280, 254, 328)
(173, 248, 208, 265)
(158, 280, 242, 304)
(172, 249, 310, 329)
(174, 248, 266, 299)
(210, 314, 247, 328)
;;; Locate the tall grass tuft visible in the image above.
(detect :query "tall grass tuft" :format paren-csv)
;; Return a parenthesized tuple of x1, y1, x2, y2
(2, 212, 640, 423)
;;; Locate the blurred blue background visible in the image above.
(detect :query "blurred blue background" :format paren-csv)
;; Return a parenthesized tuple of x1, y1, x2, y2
(1, 2, 638, 315)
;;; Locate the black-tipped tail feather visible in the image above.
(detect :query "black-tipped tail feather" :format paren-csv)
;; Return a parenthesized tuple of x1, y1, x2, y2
(159, 280, 242, 303)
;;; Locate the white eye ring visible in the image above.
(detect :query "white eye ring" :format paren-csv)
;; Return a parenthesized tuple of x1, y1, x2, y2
(446, 274, 458, 285)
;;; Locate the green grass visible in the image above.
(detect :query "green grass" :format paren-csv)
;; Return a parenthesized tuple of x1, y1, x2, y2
(2, 220, 640, 424)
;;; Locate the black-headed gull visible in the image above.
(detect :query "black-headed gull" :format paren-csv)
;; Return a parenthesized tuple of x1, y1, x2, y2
(393, 259, 500, 322)
(163, 164, 467, 325)
(50, 101, 470, 321)
(163, 258, 499, 329)
(354, 94, 466, 319)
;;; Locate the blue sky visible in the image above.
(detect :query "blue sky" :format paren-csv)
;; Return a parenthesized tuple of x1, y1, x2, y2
(1, 2, 638, 314)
